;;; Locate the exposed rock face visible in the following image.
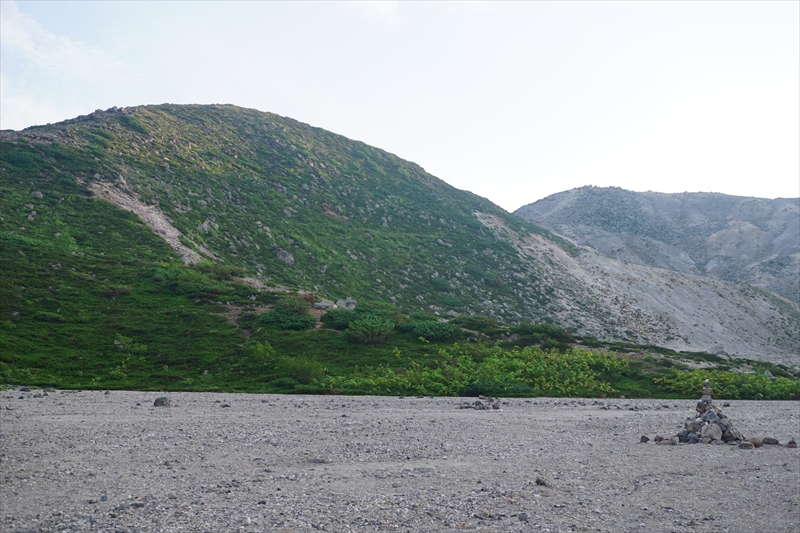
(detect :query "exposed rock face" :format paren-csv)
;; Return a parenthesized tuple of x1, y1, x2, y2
(515, 187, 800, 304)
(475, 212, 800, 364)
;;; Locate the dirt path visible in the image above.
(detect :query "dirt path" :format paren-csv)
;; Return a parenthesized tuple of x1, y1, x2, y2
(1, 390, 798, 532)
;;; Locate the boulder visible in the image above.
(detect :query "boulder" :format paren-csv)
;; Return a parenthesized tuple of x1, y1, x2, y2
(313, 300, 335, 310)
(275, 249, 294, 266)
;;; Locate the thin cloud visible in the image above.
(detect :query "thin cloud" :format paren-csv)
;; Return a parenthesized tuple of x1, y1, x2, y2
(0, 0, 125, 81)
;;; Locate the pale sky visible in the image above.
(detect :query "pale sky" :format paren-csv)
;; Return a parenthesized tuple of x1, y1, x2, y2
(2, 1, 798, 211)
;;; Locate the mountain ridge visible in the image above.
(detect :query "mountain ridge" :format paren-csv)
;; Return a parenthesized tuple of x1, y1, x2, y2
(515, 186, 800, 304)
(1, 105, 798, 364)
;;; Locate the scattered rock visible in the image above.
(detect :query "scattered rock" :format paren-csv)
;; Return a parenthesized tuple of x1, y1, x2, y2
(786, 439, 797, 448)
(31, 191, 44, 199)
(738, 441, 754, 449)
(153, 397, 170, 407)
(313, 299, 335, 310)
(640, 436, 650, 443)
(275, 249, 294, 266)
(335, 297, 357, 309)
(762, 437, 779, 445)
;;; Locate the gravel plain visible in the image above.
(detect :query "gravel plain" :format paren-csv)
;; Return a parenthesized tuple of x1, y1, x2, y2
(1, 389, 798, 533)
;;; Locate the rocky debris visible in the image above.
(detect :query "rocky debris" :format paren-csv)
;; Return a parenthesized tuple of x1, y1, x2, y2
(456, 398, 501, 411)
(653, 379, 745, 445)
(31, 191, 44, 199)
(335, 297, 357, 309)
(1, 391, 799, 532)
(651, 379, 796, 448)
(153, 397, 170, 407)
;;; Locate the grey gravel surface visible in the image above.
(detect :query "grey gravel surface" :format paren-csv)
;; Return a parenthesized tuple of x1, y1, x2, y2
(1, 390, 798, 532)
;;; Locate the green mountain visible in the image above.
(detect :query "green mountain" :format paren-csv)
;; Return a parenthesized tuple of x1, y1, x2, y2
(2, 104, 574, 319)
(1, 105, 798, 394)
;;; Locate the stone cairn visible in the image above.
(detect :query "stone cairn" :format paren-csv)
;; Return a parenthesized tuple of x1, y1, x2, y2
(644, 379, 798, 449)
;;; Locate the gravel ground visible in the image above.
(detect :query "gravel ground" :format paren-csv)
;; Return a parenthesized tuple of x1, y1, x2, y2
(1, 389, 798, 533)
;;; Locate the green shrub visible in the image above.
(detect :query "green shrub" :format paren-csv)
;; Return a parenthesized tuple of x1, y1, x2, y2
(261, 311, 315, 330)
(322, 308, 357, 329)
(406, 321, 462, 342)
(654, 370, 800, 400)
(99, 285, 131, 297)
(33, 311, 64, 323)
(346, 315, 396, 344)
(451, 315, 499, 333)
(274, 355, 325, 384)
(274, 295, 311, 316)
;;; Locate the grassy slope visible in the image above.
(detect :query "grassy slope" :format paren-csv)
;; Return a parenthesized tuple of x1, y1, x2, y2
(1, 105, 798, 398)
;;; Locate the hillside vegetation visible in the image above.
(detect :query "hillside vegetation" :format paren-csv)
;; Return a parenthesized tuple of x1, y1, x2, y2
(1, 105, 799, 398)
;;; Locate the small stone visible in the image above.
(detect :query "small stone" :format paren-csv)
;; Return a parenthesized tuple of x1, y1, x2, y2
(762, 437, 779, 445)
(746, 438, 763, 448)
(786, 439, 797, 448)
(738, 441, 754, 449)
(701, 423, 723, 441)
(153, 397, 170, 407)
(518, 513, 529, 522)
(640, 435, 650, 443)
(535, 477, 548, 487)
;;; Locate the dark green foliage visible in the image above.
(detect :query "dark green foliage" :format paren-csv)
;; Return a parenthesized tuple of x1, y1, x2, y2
(33, 311, 65, 323)
(273, 295, 311, 316)
(402, 320, 462, 342)
(148, 266, 230, 297)
(451, 315, 500, 333)
(346, 315, 396, 344)
(260, 295, 316, 330)
(322, 308, 357, 329)
(260, 312, 316, 330)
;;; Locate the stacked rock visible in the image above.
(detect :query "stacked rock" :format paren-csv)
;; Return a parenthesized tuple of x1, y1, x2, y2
(675, 379, 743, 445)
(645, 379, 797, 448)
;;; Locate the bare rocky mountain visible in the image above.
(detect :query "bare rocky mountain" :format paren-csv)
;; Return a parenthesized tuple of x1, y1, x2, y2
(474, 213, 799, 364)
(514, 186, 800, 304)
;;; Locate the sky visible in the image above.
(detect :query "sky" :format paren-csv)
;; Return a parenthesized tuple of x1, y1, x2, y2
(1, 1, 798, 211)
